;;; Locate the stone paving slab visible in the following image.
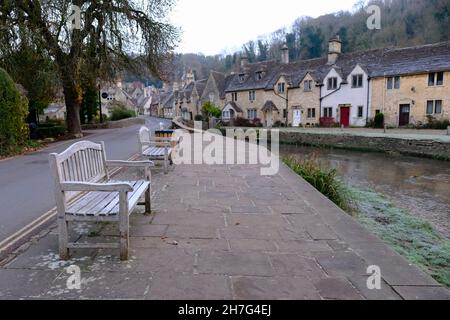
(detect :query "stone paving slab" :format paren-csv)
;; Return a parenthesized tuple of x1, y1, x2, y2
(1, 140, 450, 300)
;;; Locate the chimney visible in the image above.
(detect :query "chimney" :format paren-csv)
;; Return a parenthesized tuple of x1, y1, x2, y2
(240, 53, 249, 68)
(281, 44, 289, 64)
(328, 35, 342, 65)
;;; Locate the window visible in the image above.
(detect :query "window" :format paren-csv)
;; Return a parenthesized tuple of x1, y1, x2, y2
(277, 82, 285, 94)
(352, 74, 363, 88)
(307, 108, 316, 118)
(428, 73, 435, 86)
(232, 92, 238, 102)
(429, 72, 444, 86)
(239, 74, 245, 82)
(357, 106, 364, 118)
(426, 100, 434, 115)
(387, 76, 400, 90)
(323, 107, 333, 118)
(223, 111, 230, 119)
(437, 72, 444, 86)
(249, 90, 256, 101)
(427, 100, 443, 114)
(209, 93, 215, 102)
(256, 72, 263, 80)
(248, 109, 257, 120)
(304, 80, 313, 92)
(327, 77, 338, 90)
(283, 109, 288, 118)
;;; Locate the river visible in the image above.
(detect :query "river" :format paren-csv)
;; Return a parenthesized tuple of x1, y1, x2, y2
(280, 145, 450, 240)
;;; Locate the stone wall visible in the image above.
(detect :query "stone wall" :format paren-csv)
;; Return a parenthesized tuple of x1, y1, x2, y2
(279, 131, 450, 160)
(81, 117, 145, 130)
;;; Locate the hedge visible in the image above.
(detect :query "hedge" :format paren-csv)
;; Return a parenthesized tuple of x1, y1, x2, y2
(0, 68, 29, 156)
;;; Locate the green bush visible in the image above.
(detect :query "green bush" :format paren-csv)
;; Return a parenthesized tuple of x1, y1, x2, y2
(110, 104, 136, 121)
(0, 68, 29, 156)
(374, 113, 385, 128)
(284, 156, 354, 212)
(201, 102, 222, 119)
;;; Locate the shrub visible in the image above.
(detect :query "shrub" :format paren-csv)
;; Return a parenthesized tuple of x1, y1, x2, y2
(374, 113, 384, 128)
(0, 68, 29, 156)
(424, 116, 450, 130)
(201, 102, 222, 119)
(234, 117, 252, 127)
(110, 104, 136, 121)
(284, 156, 354, 212)
(194, 114, 204, 121)
(36, 126, 66, 139)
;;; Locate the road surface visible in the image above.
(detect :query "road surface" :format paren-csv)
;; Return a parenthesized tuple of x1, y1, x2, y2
(0, 117, 170, 243)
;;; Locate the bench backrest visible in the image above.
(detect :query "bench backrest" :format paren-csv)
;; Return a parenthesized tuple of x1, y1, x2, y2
(49, 141, 109, 201)
(138, 126, 151, 153)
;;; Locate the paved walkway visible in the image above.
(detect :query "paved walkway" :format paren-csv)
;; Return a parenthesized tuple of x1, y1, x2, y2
(0, 139, 449, 299)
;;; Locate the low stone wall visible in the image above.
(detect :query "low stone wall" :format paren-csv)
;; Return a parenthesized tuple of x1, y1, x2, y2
(279, 131, 450, 161)
(82, 117, 145, 130)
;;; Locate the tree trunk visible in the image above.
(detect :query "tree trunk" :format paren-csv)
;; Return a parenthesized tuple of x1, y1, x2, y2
(61, 73, 83, 138)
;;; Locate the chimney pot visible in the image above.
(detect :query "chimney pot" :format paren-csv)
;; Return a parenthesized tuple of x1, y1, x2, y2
(328, 35, 342, 65)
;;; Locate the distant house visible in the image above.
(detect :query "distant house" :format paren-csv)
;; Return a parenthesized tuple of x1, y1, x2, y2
(40, 103, 66, 122)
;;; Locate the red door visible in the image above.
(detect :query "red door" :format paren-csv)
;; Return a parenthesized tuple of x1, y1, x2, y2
(340, 107, 350, 127)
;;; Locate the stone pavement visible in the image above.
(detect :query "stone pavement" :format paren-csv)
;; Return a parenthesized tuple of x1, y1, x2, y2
(1, 149, 449, 299)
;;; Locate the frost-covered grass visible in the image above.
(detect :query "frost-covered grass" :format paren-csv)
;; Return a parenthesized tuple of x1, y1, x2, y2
(351, 187, 450, 287)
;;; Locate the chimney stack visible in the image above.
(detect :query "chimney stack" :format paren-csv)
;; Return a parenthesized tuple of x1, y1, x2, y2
(281, 44, 289, 64)
(328, 35, 342, 65)
(240, 53, 249, 68)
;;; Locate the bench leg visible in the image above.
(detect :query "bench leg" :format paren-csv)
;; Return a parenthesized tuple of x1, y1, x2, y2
(164, 153, 168, 174)
(58, 216, 69, 260)
(119, 193, 130, 261)
(145, 185, 151, 214)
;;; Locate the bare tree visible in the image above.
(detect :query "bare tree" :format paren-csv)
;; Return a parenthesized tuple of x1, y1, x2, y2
(0, 0, 178, 136)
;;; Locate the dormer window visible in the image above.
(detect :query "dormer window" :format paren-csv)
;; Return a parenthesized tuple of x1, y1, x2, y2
(327, 77, 338, 90)
(256, 71, 263, 80)
(277, 82, 285, 94)
(304, 80, 313, 92)
(352, 74, 363, 88)
(239, 74, 246, 82)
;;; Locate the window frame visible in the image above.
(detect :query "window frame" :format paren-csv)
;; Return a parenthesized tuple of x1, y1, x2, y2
(247, 109, 257, 120)
(327, 77, 338, 90)
(249, 90, 256, 101)
(357, 106, 364, 118)
(304, 80, 313, 92)
(352, 74, 363, 88)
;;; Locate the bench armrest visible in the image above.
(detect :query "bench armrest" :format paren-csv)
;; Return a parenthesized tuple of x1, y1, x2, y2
(60, 182, 133, 192)
(106, 160, 155, 168)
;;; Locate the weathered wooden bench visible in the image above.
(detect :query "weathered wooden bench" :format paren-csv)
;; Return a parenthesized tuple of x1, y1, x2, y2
(138, 126, 175, 174)
(49, 141, 153, 261)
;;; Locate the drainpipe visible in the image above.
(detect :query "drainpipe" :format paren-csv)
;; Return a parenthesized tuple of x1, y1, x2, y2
(366, 77, 370, 125)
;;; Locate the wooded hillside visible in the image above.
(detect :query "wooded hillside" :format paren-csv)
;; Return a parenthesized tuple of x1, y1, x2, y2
(168, 0, 450, 82)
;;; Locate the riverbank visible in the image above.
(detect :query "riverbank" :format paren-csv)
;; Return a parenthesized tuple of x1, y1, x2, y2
(283, 156, 450, 288)
(221, 127, 450, 161)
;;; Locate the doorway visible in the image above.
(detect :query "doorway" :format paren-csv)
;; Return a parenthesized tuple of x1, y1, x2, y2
(340, 106, 350, 128)
(265, 112, 273, 127)
(399, 104, 410, 126)
(293, 109, 301, 127)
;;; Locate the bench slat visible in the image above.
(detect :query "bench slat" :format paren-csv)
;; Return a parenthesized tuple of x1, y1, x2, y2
(66, 180, 149, 217)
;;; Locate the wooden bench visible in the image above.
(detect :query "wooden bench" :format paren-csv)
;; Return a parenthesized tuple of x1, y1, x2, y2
(138, 126, 175, 174)
(49, 141, 154, 261)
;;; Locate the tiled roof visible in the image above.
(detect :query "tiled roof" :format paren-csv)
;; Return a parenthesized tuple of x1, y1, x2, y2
(261, 100, 278, 112)
(224, 101, 243, 113)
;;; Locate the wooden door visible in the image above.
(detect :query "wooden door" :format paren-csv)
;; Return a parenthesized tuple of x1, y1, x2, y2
(399, 104, 410, 126)
(340, 106, 350, 127)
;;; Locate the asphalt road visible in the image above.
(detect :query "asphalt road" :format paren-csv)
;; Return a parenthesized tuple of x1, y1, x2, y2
(0, 117, 170, 242)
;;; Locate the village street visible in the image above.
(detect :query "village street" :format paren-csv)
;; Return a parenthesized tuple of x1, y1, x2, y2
(0, 117, 171, 246)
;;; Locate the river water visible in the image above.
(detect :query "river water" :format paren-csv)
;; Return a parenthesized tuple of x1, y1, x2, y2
(280, 145, 450, 240)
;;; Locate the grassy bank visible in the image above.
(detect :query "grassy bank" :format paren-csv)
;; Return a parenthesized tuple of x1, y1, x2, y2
(283, 157, 450, 287)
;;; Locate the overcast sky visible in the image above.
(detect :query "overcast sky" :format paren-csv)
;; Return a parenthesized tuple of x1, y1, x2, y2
(169, 0, 359, 55)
